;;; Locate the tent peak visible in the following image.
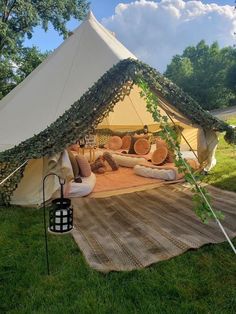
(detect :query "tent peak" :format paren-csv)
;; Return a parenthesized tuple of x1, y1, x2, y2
(85, 10, 96, 21)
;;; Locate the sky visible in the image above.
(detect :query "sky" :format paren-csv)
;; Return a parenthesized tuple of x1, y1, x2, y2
(24, 0, 236, 72)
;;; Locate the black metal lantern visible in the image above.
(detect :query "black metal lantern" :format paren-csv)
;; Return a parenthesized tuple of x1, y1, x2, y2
(49, 197, 73, 233)
(42, 173, 73, 274)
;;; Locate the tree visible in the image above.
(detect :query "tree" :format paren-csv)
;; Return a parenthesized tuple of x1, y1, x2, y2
(0, 46, 49, 99)
(15, 47, 50, 82)
(0, 57, 17, 98)
(165, 41, 236, 110)
(164, 56, 193, 92)
(225, 46, 236, 94)
(0, 0, 89, 57)
(0, 0, 89, 99)
(226, 64, 236, 94)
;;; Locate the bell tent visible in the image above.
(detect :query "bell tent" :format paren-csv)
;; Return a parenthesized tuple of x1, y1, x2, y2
(0, 11, 235, 206)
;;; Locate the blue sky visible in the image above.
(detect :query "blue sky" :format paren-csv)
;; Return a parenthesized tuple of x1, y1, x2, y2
(24, 0, 133, 51)
(24, 0, 234, 52)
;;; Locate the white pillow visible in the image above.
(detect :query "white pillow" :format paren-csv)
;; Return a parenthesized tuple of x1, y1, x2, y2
(112, 154, 146, 168)
(134, 165, 176, 181)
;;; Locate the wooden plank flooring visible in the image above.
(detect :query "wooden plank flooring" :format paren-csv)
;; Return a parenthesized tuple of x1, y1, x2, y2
(72, 184, 236, 272)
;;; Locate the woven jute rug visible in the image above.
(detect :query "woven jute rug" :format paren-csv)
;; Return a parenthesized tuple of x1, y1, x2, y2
(72, 185, 236, 272)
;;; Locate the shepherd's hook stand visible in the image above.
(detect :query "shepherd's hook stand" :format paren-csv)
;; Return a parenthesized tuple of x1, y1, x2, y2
(42, 173, 66, 275)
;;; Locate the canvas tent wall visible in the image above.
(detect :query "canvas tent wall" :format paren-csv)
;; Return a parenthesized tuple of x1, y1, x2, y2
(0, 11, 235, 206)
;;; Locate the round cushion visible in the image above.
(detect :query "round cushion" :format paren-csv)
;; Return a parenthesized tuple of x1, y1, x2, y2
(67, 173, 96, 197)
(108, 136, 122, 150)
(151, 147, 168, 165)
(75, 155, 91, 177)
(121, 135, 131, 150)
(134, 138, 151, 155)
(156, 137, 168, 149)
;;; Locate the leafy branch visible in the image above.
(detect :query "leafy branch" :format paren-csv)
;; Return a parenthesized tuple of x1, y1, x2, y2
(136, 77, 224, 223)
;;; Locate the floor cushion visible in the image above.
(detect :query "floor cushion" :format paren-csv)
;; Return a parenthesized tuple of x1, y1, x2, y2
(151, 147, 168, 165)
(121, 135, 131, 150)
(75, 155, 91, 177)
(67, 149, 80, 178)
(103, 151, 119, 170)
(134, 138, 151, 155)
(66, 173, 96, 197)
(134, 165, 176, 181)
(108, 136, 122, 150)
(128, 134, 149, 154)
(166, 150, 176, 163)
(112, 154, 146, 168)
(156, 137, 168, 149)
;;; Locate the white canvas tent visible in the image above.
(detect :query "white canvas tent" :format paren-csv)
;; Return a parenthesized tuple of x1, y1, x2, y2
(0, 11, 136, 152)
(0, 11, 228, 206)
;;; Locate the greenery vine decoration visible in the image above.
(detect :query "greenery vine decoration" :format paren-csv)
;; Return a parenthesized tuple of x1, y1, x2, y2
(136, 77, 224, 223)
(0, 58, 235, 205)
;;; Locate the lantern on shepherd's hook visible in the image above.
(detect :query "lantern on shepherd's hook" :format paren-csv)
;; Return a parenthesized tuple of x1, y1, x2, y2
(42, 173, 73, 275)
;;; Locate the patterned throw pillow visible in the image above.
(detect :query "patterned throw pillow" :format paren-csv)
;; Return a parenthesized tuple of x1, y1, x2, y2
(75, 155, 92, 177)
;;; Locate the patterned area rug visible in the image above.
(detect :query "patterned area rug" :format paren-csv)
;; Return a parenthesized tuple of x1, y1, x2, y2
(72, 185, 236, 272)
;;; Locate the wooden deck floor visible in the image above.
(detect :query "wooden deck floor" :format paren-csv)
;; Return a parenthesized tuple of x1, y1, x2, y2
(72, 184, 236, 272)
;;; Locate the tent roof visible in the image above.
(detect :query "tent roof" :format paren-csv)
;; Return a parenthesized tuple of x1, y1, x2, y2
(0, 11, 136, 152)
(0, 57, 234, 164)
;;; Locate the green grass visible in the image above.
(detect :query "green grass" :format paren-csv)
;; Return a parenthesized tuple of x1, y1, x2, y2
(203, 116, 236, 192)
(0, 206, 235, 314)
(1, 118, 236, 314)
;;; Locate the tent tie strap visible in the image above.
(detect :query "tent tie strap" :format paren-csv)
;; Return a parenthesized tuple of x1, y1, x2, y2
(0, 160, 28, 187)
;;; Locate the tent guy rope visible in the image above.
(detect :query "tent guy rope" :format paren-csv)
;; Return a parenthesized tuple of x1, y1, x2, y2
(179, 155, 236, 254)
(160, 114, 236, 254)
(0, 160, 28, 187)
(161, 111, 236, 254)
(161, 104, 236, 254)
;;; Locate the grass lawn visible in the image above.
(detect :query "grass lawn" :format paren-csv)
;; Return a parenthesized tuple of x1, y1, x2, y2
(203, 116, 236, 192)
(0, 118, 236, 314)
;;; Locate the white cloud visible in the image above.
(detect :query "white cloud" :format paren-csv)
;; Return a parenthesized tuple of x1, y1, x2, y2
(102, 0, 236, 72)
